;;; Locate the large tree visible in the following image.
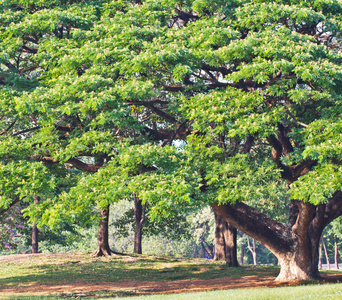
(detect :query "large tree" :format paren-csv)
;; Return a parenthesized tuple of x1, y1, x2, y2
(0, 0, 191, 254)
(95, 0, 342, 281)
(2, 0, 342, 281)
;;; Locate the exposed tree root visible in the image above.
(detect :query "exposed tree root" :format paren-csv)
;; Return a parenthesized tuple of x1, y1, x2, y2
(92, 247, 132, 257)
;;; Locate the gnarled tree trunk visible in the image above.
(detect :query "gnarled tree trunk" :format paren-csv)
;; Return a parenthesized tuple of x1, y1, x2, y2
(213, 191, 342, 281)
(214, 212, 238, 267)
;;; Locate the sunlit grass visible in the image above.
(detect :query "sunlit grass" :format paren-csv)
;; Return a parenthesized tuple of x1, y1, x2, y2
(115, 283, 342, 300)
(3, 283, 342, 300)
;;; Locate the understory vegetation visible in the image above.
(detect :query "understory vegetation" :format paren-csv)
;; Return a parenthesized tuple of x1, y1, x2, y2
(1, 200, 341, 269)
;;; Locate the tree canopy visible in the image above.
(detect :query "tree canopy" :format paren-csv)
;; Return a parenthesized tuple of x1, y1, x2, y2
(1, 0, 342, 281)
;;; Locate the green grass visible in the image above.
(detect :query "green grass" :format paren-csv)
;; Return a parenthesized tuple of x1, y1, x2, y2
(115, 284, 342, 300)
(0, 252, 279, 286)
(3, 284, 342, 300)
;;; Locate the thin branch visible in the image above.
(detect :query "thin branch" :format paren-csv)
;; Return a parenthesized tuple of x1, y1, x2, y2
(66, 158, 101, 173)
(0, 119, 17, 135)
(285, 108, 308, 127)
(0, 197, 21, 216)
(11, 126, 40, 137)
(22, 45, 38, 54)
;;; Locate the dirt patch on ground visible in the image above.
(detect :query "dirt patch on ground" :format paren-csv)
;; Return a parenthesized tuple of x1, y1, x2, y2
(1, 253, 342, 298)
(1, 274, 342, 298)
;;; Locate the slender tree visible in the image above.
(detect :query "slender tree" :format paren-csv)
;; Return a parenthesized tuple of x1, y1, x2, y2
(334, 236, 339, 269)
(322, 237, 331, 270)
(246, 237, 258, 266)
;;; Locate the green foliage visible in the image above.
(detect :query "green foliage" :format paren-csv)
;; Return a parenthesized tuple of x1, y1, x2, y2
(1, 0, 342, 249)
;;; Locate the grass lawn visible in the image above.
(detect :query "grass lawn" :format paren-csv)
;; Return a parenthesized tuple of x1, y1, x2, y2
(2, 284, 342, 300)
(0, 252, 341, 299)
(115, 284, 342, 300)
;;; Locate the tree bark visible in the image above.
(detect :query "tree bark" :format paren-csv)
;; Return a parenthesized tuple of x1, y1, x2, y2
(214, 212, 238, 267)
(32, 195, 39, 254)
(212, 191, 342, 281)
(214, 213, 226, 260)
(93, 205, 113, 257)
(133, 193, 146, 254)
(32, 222, 38, 254)
(224, 223, 238, 267)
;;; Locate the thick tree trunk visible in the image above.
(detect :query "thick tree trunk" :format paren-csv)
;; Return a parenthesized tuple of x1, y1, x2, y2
(225, 223, 238, 267)
(276, 239, 320, 281)
(32, 223, 38, 254)
(214, 213, 226, 260)
(133, 193, 145, 254)
(212, 192, 342, 281)
(214, 212, 238, 267)
(93, 205, 113, 257)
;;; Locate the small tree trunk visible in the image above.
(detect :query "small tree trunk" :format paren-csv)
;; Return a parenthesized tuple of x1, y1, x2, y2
(32, 195, 40, 254)
(193, 243, 198, 258)
(319, 239, 322, 269)
(240, 236, 245, 265)
(201, 241, 207, 258)
(322, 238, 330, 270)
(252, 239, 257, 265)
(93, 205, 113, 257)
(32, 223, 38, 254)
(247, 237, 258, 265)
(334, 236, 339, 269)
(133, 193, 146, 254)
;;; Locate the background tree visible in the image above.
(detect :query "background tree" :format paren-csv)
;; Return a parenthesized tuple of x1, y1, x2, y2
(214, 212, 238, 267)
(112, 196, 191, 254)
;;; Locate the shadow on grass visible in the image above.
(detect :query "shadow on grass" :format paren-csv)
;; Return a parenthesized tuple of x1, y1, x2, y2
(0, 254, 281, 288)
